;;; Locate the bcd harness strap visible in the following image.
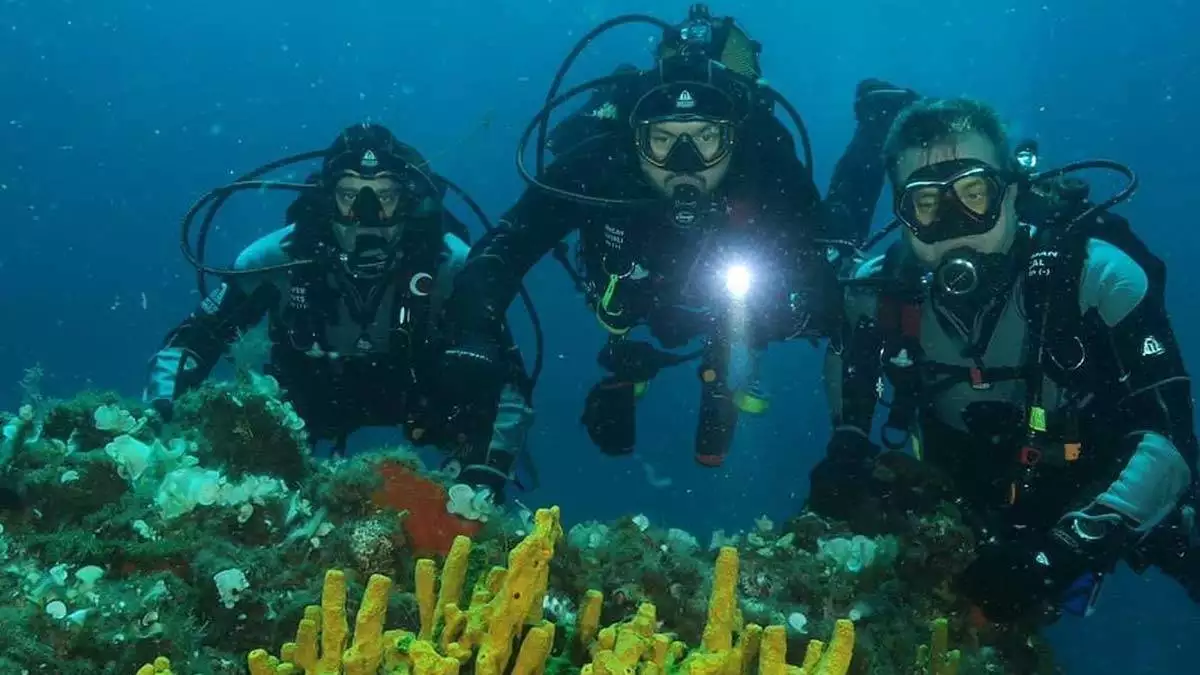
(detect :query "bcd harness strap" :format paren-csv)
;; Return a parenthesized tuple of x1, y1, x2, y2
(874, 229, 1088, 505)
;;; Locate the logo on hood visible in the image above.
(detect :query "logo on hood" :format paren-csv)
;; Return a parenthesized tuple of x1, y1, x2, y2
(361, 150, 378, 169)
(675, 90, 695, 110)
(1142, 336, 1165, 357)
(409, 272, 434, 297)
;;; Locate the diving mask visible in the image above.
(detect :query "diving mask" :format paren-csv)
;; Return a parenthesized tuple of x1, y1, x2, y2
(635, 119, 734, 173)
(330, 166, 437, 230)
(631, 81, 738, 173)
(896, 158, 1013, 245)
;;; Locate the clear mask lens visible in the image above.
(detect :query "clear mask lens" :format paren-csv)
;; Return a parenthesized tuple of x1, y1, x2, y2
(636, 122, 732, 170)
(896, 160, 1009, 244)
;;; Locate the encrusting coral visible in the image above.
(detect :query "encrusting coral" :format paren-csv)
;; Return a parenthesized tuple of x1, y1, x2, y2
(242, 507, 856, 675)
(2, 376, 1057, 675)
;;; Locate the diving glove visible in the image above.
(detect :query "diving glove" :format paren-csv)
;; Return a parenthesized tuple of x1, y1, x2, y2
(582, 377, 639, 456)
(148, 397, 175, 424)
(854, 78, 920, 130)
(958, 507, 1130, 622)
(957, 534, 1090, 623)
(807, 428, 880, 520)
(434, 338, 506, 446)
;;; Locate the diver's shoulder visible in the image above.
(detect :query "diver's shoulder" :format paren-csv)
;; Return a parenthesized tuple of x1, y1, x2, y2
(233, 225, 297, 271)
(1076, 236, 1151, 323)
(441, 232, 470, 265)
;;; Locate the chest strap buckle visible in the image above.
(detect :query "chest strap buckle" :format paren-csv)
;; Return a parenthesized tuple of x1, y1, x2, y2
(1019, 446, 1042, 466)
(969, 367, 991, 390)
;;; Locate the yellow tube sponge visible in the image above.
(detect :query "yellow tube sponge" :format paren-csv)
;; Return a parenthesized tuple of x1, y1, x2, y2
(577, 589, 604, 652)
(738, 624, 763, 675)
(290, 605, 322, 671)
(916, 617, 961, 675)
(759, 626, 788, 675)
(315, 569, 350, 675)
(248, 567, 402, 675)
(411, 638, 462, 675)
(650, 633, 671, 667)
(798, 620, 855, 675)
(246, 650, 273, 675)
(474, 507, 562, 675)
(342, 573, 393, 674)
(416, 558, 438, 640)
(702, 547, 739, 653)
(512, 620, 556, 675)
(440, 603, 467, 652)
(243, 507, 875, 675)
(436, 536, 472, 628)
(134, 656, 173, 675)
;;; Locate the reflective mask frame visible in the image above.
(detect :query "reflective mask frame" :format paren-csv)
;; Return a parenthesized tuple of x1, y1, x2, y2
(895, 158, 1013, 245)
(328, 163, 439, 230)
(634, 119, 735, 172)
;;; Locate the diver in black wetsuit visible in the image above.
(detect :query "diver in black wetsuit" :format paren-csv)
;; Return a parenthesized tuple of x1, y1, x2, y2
(144, 124, 532, 517)
(432, 5, 918, 466)
(812, 96, 1200, 622)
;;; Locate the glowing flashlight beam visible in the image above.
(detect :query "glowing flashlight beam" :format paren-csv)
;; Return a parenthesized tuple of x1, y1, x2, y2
(725, 264, 752, 301)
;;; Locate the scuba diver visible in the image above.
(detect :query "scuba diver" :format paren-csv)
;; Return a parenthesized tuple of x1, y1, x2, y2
(144, 123, 534, 517)
(811, 96, 1200, 623)
(434, 4, 918, 466)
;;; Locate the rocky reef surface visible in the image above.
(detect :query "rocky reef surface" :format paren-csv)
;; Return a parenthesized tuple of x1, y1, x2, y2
(0, 369, 1056, 674)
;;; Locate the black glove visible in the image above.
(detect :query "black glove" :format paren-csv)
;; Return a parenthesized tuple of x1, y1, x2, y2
(854, 78, 920, 130)
(149, 397, 175, 424)
(959, 506, 1133, 623)
(433, 338, 507, 447)
(808, 429, 880, 520)
(581, 377, 638, 456)
(957, 528, 1096, 623)
(753, 247, 840, 343)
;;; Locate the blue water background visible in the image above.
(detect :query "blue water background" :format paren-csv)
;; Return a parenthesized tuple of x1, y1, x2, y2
(1, 0, 1198, 671)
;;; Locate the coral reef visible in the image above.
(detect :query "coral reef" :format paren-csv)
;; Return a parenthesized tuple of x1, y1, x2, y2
(0, 377, 1059, 674)
(245, 511, 855, 675)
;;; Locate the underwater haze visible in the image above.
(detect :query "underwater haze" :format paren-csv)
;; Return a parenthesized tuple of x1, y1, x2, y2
(1, 0, 1199, 673)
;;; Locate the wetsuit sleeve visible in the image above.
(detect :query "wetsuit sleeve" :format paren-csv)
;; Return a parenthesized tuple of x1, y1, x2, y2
(433, 235, 535, 482)
(824, 81, 919, 245)
(823, 257, 886, 438)
(1070, 239, 1196, 533)
(746, 114, 823, 227)
(735, 115, 837, 341)
(823, 130, 889, 246)
(144, 277, 279, 403)
(444, 179, 580, 342)
(144, 229, 295, 404)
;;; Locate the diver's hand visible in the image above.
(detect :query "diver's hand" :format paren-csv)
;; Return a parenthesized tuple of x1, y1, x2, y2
(956, 530, 1091, 623)
(854, 78, 920, 129)
(760, 256, 840, 342)
(807, 428, 880, 520)
(435, 338, 506, 446)
(148, 397, 175, 424)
